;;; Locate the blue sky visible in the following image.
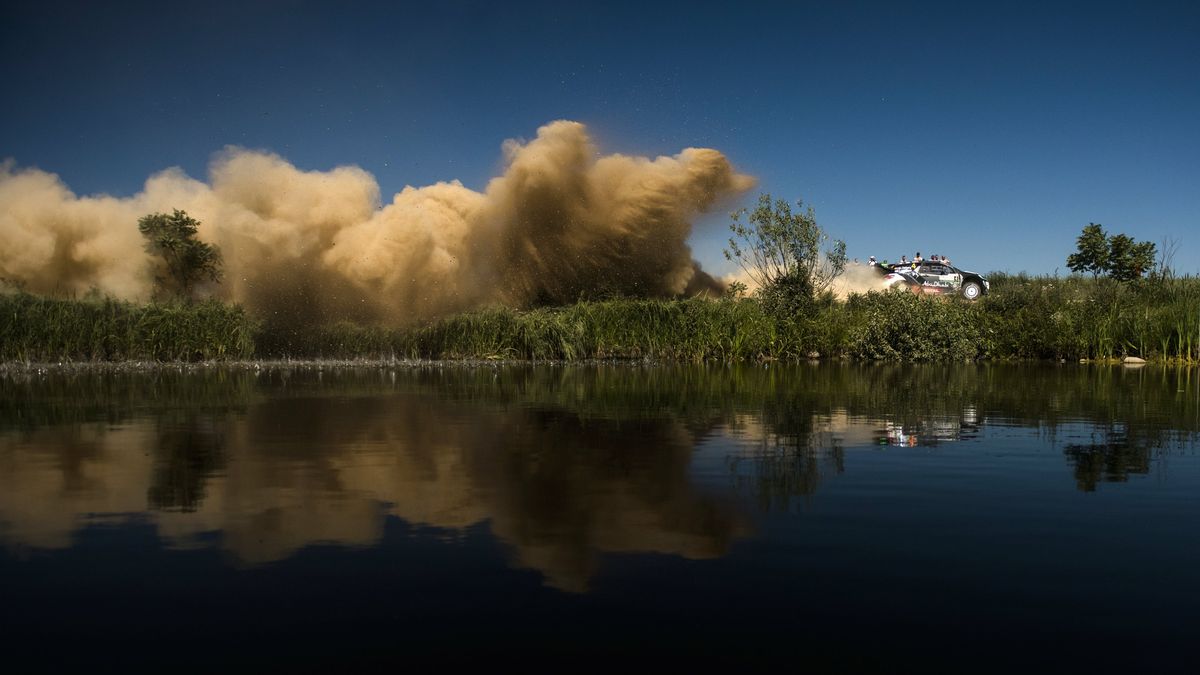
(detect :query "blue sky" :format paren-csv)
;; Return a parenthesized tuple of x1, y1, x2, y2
(2, 0, 1197, 276)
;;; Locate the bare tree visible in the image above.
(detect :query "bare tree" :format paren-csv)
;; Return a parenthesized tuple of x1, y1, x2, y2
(1156, 235, 1180, 280)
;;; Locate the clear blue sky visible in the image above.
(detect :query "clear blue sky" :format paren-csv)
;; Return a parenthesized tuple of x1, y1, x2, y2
(2, 0, 1197, 276)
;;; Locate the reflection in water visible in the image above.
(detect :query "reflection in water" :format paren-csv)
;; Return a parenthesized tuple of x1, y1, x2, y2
(1, 364, 1197, 587)
(147, 415, 227, 512)
(881, 407, 980, 447)
(1064, 442, 1153, 492)
(0, 423, 156, 550)
(0, 369, 751, 591)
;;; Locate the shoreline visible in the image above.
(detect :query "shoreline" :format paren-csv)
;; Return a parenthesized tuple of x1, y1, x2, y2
(6, 275, 1199, 365)
(1, 356, 1191, 376)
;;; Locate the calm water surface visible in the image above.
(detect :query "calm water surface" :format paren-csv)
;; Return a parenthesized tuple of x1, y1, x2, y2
(1, 364, 1197, 672)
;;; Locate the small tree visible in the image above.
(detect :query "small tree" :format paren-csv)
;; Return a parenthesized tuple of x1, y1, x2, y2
(1065, 222, 1156, 282)
(1107, 234, 1156, 282)
(724, 193, 846, 300)
(138, 209, 222, 300)
(1066, 223, 1109, 278)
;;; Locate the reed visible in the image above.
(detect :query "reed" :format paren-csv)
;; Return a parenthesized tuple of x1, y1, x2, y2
(4, 273, 1199, 363)
(1, 291, 257, 362)
(980, 273, 1200, 362)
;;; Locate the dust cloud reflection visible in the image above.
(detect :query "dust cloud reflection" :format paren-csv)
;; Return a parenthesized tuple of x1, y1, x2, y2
(2, 364, 1196, 588)
(0, 367, 751, 591)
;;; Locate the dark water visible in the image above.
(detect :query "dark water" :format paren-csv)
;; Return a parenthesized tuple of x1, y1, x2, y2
(1, 364, 1197, 672)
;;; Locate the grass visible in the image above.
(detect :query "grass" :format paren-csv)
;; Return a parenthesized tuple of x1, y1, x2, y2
(980, 273, 1200, 361)
(1, 291, 257, 362)
(4, 274, 1199, 363)
(256, 300, 780, 361)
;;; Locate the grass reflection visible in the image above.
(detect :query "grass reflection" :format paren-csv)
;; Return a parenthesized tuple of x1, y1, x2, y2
(1, 363, 1196, 586)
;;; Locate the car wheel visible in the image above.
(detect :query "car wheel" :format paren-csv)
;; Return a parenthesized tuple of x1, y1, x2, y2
(961, 281, 982, 300)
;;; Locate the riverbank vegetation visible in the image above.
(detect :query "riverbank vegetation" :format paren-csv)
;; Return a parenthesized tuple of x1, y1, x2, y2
(273, 272, 1199, 363)
(0, 291, 256, 362)
(4, 273, 1198, 363)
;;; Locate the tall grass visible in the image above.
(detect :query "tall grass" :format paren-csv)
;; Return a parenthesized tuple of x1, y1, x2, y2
(261, 295, 987, 362)
(4, 274, 1199, 363)
(257, 299, 784, 361)
(1, 291, 257, 361)
(981, 273, 1200, 361)
(380, 275, 1200, 363)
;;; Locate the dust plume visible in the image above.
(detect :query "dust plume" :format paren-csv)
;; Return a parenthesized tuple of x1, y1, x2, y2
(0, 121, 754, 323)
(722, 263, 885, 299)
(831, 263, 886, 298)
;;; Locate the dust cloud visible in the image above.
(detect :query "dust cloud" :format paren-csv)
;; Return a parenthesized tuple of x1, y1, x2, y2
(722, 263, 885, 299)
(0, 121, 754, 323)
(830, 263, 886, 298)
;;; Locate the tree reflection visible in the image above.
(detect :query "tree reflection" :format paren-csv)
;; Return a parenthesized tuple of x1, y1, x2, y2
(1, 362, 1197, 583)
(729, 448, 844, 511)
(146, 415, 227, 512)
(1063, 442, 1153, 492)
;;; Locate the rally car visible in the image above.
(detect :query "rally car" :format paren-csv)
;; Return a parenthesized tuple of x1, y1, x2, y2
(875, 260, 989, 300)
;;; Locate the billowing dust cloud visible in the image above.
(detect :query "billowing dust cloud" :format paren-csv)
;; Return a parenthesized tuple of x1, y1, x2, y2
(723, 263, 886, 299)
(831, 263, 888, 298)
(0, 121, 754, 323)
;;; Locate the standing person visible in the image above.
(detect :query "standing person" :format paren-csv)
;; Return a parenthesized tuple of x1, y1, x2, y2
(914, 251, 923, 263)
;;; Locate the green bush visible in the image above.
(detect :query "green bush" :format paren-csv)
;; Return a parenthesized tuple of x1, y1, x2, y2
(846, 291, 985, 361)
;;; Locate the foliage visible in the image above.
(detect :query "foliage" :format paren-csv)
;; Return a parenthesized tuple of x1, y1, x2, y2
(756, 268, 815, 318)
(138, 209, 223, 300)
(723, 280, 748, 299)
(1066, 222, 1156, 281)
(260, 299, 786, 362)
(1066, 223, 1110, 277)
(0, 291, 256, 361)
(981, 272, 1200, 361)
(5, 273, 1200, 364)
(724, 193, 847, 299)
(846, 290, 985, 361)
(1106, 233, 1157, 282)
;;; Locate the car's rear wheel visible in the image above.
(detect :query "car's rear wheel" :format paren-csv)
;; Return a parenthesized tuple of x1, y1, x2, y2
(961, 281, 982, 300)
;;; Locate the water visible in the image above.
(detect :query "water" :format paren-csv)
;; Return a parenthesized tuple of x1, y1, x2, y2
(1, 364, 1197, 672)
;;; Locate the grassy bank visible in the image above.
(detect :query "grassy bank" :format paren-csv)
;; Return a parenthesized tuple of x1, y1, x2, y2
(268, 274, 1200, 363)
(4, 274, 1199, 362)
(1, 292, 257, 361)
(981, 273, 1200, 361)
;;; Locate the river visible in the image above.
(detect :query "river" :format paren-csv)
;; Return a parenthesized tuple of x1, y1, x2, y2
(1, 363, 1197, 672)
